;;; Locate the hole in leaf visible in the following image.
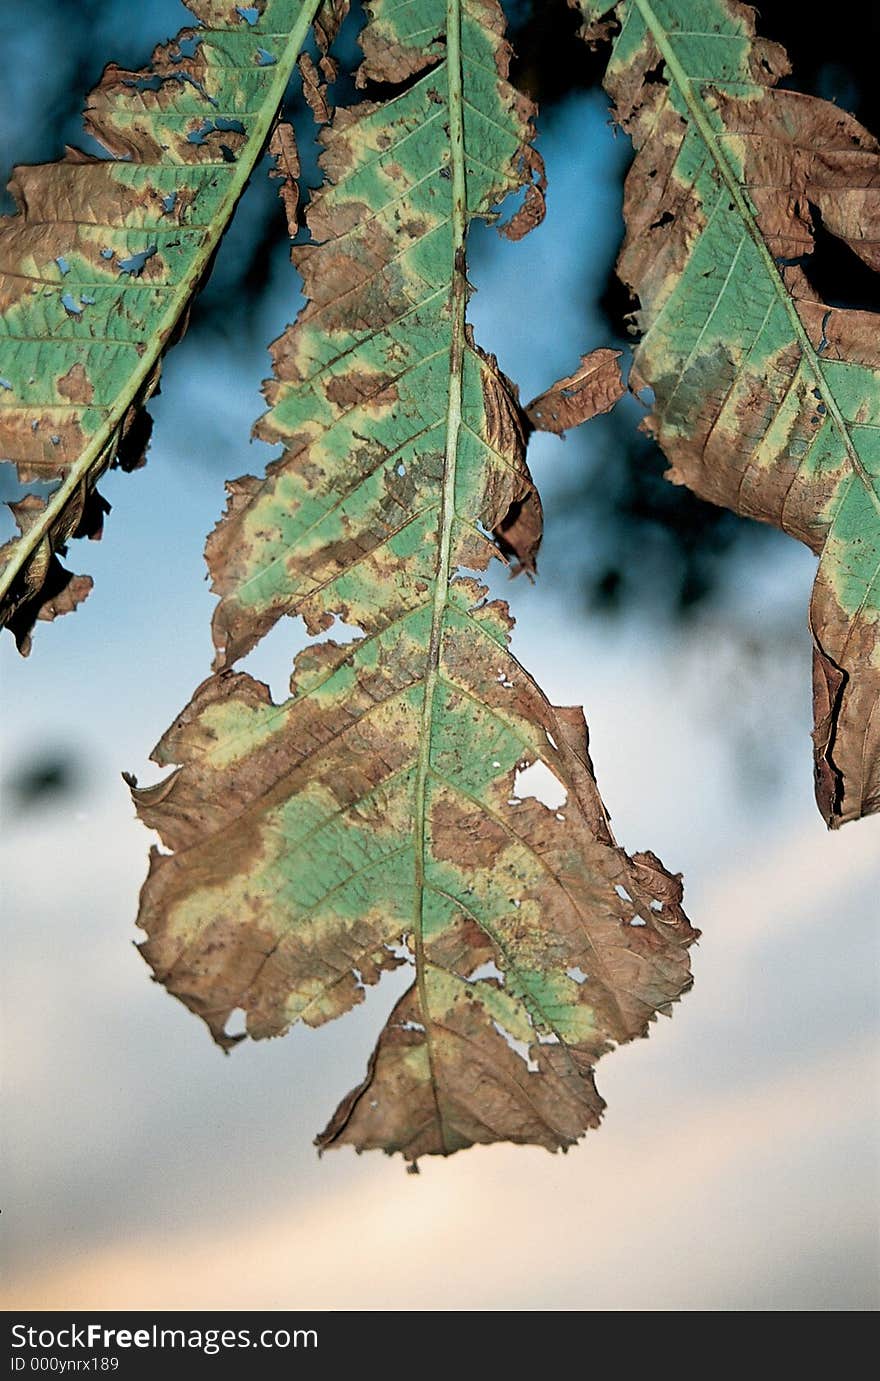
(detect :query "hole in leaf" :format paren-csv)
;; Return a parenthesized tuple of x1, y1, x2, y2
(187, 118, 245, 147)
(643, 58, 668, 85)
(466, 960, 504, 984)
(649, 210, 675, 230)
(224, 1007, 247, 1039)
(492, 1020, 538, 1072)
(117, 246, 157, 277)
(513, 760, 568, 810)
(123, 74, 164, 94)
(170, 35, 202, 61)
(802, 201, 880, 312)
(384, 939, 412, 962)
(237, 612, 364, 703)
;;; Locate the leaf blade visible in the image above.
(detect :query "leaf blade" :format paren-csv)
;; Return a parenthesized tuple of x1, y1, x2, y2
(580, 0, 880, 825)
(133, 0, 696, 1163)
(0, 0, 333, 651)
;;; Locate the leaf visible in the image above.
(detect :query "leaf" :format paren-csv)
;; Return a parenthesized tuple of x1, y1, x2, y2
(577, 0, 880, 826)
(526, 348, 624, 434)
(130, 0, 696, 1165)
(0, 0, 341, 653)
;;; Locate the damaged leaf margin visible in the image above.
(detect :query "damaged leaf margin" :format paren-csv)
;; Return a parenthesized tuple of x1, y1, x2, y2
(0, 0, 341, 652)
(577, 0, 880, 826)
(526, 348, 624, 435)
(131, 0, 695, 1165)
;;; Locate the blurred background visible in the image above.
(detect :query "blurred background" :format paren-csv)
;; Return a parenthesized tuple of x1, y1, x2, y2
(1, 0, 878, 1311)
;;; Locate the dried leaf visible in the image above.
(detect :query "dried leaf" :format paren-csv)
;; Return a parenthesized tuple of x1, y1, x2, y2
(526, 348, 624, 434)
(578, 0, 880, 826)
(0, 0, 344, 652)
(131, 0, 695, 1164)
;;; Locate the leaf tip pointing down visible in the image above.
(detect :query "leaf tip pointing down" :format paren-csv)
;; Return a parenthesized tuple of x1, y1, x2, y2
(132, 0, 697, 1164)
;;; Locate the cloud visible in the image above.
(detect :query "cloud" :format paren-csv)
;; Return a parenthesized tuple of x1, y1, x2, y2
(3, 1036, 876, 1311)
(3, 641, 879, 1311)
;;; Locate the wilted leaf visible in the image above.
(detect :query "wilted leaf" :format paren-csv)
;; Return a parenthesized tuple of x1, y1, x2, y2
(130, 0, 695, 1165)
(578, 0, 880, 826)
(526, 348, 624, 434)
(0, 0, 342, 652)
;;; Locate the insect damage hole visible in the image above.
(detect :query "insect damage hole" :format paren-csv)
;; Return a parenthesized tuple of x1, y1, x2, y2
(117, 246, 158, 277)
(237, 611, 365, 703)
(512, 760, 568, 812)
(385, 939, 413, 963)
(467, 960, 504, 983)
(492, 1020, 538, 1072)
(224, 1007, 248, 1039)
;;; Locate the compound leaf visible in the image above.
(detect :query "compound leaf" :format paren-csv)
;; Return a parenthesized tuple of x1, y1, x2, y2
(578, 0, 880, 826)
(131, 0, 695, 1164)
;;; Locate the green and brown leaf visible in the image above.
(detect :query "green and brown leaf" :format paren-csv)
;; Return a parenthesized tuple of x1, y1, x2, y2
(577, 0, 880, 826)
(130, 0, 694, 1164)
(0, 0, 341, 652)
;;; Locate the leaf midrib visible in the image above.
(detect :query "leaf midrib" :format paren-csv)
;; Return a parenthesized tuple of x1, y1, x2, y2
(410, 0, 469, 1154)
(0, 0, 324, 602)
(633, 0, 880, 519)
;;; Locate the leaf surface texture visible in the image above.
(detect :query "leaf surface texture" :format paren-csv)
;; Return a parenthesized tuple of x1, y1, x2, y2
(578, 0, 880, 825)
(0, 0, 336, 650)
(131, 0, 696, 1162)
